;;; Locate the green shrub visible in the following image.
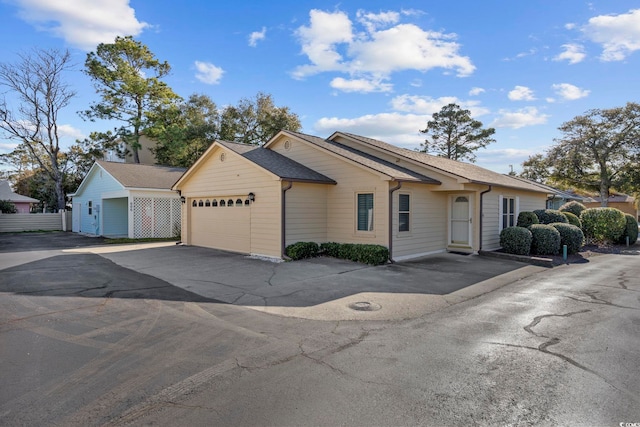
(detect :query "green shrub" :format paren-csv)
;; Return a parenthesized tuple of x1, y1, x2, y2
(499, 226, 532, 255)
(0, 200, 17, 214)
(617, 214, 639, 245)
(319, 242, 341, 258)
(559, 201, 587, 217)
(550, 223, 584, 254)
(534, 209, 569, 225)
(285, 242, 319, 260)
(320, 242, 389, 265)
(580, 208, 626, 244)
(516, 211, 539, 228)
(529, 224, 561, 255)
(562, 211, 582, 228)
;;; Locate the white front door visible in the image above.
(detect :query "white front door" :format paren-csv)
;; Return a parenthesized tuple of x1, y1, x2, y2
(450, 195, 472, 246)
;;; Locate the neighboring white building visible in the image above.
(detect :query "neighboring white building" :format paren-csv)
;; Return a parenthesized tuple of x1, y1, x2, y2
(70, 161, 185, 238)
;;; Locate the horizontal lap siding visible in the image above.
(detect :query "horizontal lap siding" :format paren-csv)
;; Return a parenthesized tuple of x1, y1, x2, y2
(271, 138, 388, 246)
(179, 147, 281, 257)
(392, 184, 447, 258)
(483, 188, 547, 250)
(72, 167, 124, 235)
(285, 183, 327, 245)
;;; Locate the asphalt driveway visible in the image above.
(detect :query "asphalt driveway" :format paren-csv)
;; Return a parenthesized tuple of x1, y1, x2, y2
(0, 232, 543, 320)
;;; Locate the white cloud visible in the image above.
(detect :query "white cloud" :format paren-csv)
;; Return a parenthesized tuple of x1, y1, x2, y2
(492, 107, 549, 129)
(248, 27, 267, 47)
(314, 112, 427, 148)
(390, 94, 490, 117)
(552, 83, 590, 100)
(11, 0, 148, 51)
(356, 9, 400, 33)
(553, 43, 586, 64)
(293, 9, 353, 78)
(194, 61, 224, 85)
(508, 86, 536, 101)
(583, 8, 640, 61)
(469, 87, 485, 96)
(57, 124, 85, 141)
(330, 77, 392, 93)
(292, 9, 475, 92)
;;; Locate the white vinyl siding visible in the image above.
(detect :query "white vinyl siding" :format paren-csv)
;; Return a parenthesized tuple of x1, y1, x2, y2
(285, 183, 328, 245)
(482, 189, 546, 251)
(392, 184, 447, 259)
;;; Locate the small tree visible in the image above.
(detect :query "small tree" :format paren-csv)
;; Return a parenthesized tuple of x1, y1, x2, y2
(419, 103, 495, 163)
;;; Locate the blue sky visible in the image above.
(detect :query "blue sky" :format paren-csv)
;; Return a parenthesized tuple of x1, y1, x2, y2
(1, 0, 639, 174)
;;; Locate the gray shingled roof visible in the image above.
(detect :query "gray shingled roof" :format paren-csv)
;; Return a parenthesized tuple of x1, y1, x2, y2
(283, 131, 441, 184)
(218, 140, 336, 184)
(332, 132, 549, 193)
(97, 161, 186, 189)
(0, 180, 39, 203)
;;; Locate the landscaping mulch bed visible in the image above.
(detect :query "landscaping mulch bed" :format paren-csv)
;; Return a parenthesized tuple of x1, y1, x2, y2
(481, 241, 639, 267)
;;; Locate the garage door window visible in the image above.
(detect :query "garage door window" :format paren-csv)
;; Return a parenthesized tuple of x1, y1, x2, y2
(192, 200, 197, 207)
(220, 200, 226, 206)
(212, 199, 218, 207)
(236, 198, 243, 206)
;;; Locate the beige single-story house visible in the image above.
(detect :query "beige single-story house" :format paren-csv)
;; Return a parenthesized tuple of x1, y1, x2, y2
(173, 131, 550, 261)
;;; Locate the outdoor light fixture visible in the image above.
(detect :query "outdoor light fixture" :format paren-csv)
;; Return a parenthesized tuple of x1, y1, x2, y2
(180, 196, 186, 204)
(248, 192, 255, 202)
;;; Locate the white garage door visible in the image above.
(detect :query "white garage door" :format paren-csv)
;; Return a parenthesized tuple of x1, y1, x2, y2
(189, 197, 251, 253)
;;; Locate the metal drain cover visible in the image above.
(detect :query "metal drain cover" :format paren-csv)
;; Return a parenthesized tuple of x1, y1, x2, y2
(348, 301, 381, 311)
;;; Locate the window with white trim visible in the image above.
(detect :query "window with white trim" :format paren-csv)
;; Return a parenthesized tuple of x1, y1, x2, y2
(357, 193, 374, 231)
(398, 194, 410, 232)
(88, 200, 93, 215)
(501, 196, 516, 229)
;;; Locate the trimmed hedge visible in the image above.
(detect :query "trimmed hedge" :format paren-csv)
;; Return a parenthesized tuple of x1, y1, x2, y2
(529, 224, 561, 255)
(285, 242, 320, 260)
(289, 241, 390, 264)
(320, 242, 389, 265)
(580, 207, 626, 244)
(516, 211, 539, 228)
(618, 214, 639, 245)
(550, 223, 584, 254)
(534, 209, 569, 225)
(562, 211, 582, 228)
(559, 201, 587, 218)
(499, 226, 532, 255)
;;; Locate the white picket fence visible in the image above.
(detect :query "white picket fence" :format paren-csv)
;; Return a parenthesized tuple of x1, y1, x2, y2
(0, 211, 72, 232)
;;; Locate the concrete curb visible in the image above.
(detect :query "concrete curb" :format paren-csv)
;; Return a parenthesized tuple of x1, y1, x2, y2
(479, 250, 555, 268)
(248, 264, 547, 322)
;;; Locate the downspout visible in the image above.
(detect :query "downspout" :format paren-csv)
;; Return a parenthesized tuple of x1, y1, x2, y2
(478, 185, 492, 252)
(281, 181, 293, 259)
(388, 181, 402, 263)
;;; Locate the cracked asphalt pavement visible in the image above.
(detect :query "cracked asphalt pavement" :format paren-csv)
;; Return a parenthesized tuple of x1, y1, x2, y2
(1, 234, 639, 426)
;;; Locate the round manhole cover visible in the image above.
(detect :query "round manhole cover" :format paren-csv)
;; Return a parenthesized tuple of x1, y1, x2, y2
(348, 301, 381, 311)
